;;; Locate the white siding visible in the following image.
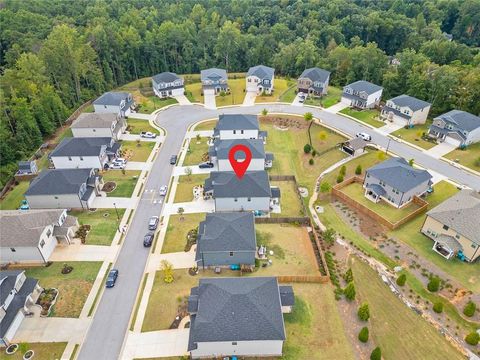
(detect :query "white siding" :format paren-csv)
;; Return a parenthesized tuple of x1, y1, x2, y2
(410, 105, 430, 125)
(38, 226, 58, 262)
(191, 340, 283, 359)
(3, 312, 25, 344)
(365, 89, 383, 108)
(0, 246, 44, 264)
(72, 128, 113, 138)
(94, 104, 121, 115)
(217, 158, 265, 171)
(218, 129, 259, 140)
(50, 156, 103, 169)
(215, 197, 270, 212)
(26, 194, 83, 209)
(466, 127, 480, 145)
(246, 76, 259, 92)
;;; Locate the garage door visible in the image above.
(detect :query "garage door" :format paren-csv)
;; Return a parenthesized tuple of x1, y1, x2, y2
(444, 136, 461, 147)
(203, 88, 215, 95)
(4, 311, 24, 342)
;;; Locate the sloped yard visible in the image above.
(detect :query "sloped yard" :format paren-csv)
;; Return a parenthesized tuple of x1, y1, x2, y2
(340, 108, 384, 128)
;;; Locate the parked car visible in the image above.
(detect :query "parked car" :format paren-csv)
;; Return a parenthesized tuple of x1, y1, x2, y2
(140, 131, 157, 138)
(106, 269, 119, 288)
(356, 132, 372, 141)
(148, 215, 159, 230)
(143, 232, 154, 247)
(159, 185, 168, 196)
(298, 97, 305, 103)
(199, 162, 214, 169)
(170, 155, 177, 165)
(113, 158, 127, 165)
(107, 162, 125, 170)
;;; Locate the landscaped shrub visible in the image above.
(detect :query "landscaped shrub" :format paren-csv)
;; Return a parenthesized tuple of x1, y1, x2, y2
(355, 164, 362, 175)
(396, 273, 407, 286)
(358, 327, 369, 343)
(304, 144, 312, 153)
(340, 165, 347, 176)
(320, 182, 332, 193)
(370, 347, 381, 360)
(309, 158, 314, 165)
(463, 301, 477, 317)
(344, 268, 353, 283)
(336, 174, 344, 183)
(322, 228, 336, 246)
(427, 276, 440, 292)
(311, 149, 317, 157)
(358, 302, 370, 321)
(433, 302, 444, 313)
(344, 281, 356, 301)
(465, 332, 480, 346)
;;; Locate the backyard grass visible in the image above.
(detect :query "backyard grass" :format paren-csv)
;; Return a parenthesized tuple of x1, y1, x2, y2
(215, 78, 246, 106)
(193, 119, 216, 131)
(0, 181, 29, 210)
(70, 209, 125, 246)
(132, 90, 178, 114)
(391, 122, 436, 150)
(82, 104, 94, 113)
(184, 82, 203, 103)
(183, 138, 209, 166)
(305, 86, 343, 108)
(278, 85, 297, 103)
(174, 174, 208, 203)
(101, 170, 141, 197)
(351, 257, 464, 360)
(126, 118, 159, 135)
(255, 79, 294, 103)
(444, 142, 480, 172)
(0, 342, 67, 360)
(162, 213, 205, 253)
(25, 262, 102, 318)
(270, 181, 305, 217)
(120, 141, 155, 162)
(339, 108, 384, 128)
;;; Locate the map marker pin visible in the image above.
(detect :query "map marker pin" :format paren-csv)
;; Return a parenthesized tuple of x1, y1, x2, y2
(228, 144, 252, 179)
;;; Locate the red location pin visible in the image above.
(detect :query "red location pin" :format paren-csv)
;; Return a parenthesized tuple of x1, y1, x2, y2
(228, 144, 252, 179)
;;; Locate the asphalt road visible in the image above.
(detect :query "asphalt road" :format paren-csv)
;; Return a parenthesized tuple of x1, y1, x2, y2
(78, 103, 480, 360)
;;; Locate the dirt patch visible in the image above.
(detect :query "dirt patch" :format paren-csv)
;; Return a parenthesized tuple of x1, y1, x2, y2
(102, 181, 117, 193)
(261, 115, 308, 130)
(53, 279, 93, 317)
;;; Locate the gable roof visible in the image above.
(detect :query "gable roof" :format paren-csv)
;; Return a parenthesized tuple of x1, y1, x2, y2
(210, 138, 265, 160)
(427, 190, 480, 245)
(344, 80, 383, 95)
(25, 168, 94, 196)
(152, 72, 181, 84)
(434, 110, 480, 132)
(72, 113, 118, 129)
(388, 95, 431, 111)
(0, 270, 22, 305)
(247, 65, 274, 80)
(93, 92, 132, 107)
(187, 277, 286, 349)
(215, 114, 259, 131)
(299, 67, 330, 83)
(205, 171, 271, 198)
(201, 68, 227, 81)
(50, 137, 114, 157)
(366, 157, 432, 192)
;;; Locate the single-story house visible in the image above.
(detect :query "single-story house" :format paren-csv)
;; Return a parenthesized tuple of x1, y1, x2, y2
(93, 92, 134, 117)
(428, 110, 480, 147)
(246, 65, 275, 95)
(0, 270, 42, 346)
(152, 72, 184, 98)
(213, 114, 267, 142)
(196, 212, 256, 268)
(0, 209, 78, 265)
(363, 157, 432, 208)
(208, 138, 273, 171)
(71, 113, 126, 140)
(381, 95, 431, 126)
(25, 168, 103, 210)
(297, 67, 330, 96)
(187, 277, 293, 359)
(422, 190, 480, 262)
(16, 161, 38, 176)
(341, 137, 367, 156)
(49, 137, 120, 170)
(341, 80, 383, 109)
(204, 171, 276, 212)
(201, 68, 228, 95)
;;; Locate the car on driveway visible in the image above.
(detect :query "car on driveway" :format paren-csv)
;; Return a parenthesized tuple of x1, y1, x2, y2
(148, 216, 159, 230)
(143, 232, 154, 247)
(106, 269, 119, 288)
(107, 162, 125, 170)
(199, 162, 214, 169)
(356, 132, 372, 141)
(159, 185, 168, 196)
(140, 131, 157, 138)
(170, 155, 177, 165)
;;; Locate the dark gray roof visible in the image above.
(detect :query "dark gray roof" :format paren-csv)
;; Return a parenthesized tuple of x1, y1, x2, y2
(271, 187, 281, 198)
(187, 277, 286, 350)
(72, 113, 119, 129)
(429, 124, 466, 141)
(247, 65, 274, 80)
(299, 67, 330, 83)
(210, 139, 265, 160)
(344, 137, 367, 151)
(50, 137, 115, 157)
(366, 158, 432, 193)
(18, 161, 35, 170)
(216, 114, 259, 131)
(279, 286, 295, 306)
(152, 72, 181, 84)
(366, 183, 386, 197)
(344, 80, 383, 95)
(25, 169, 94, 196)
(205, 171, 271, 198)
(201, 68, 227, 82)
(0, 270, 22, 304)
(434, 110, 480, 132)
(265, 153, 274, 161)
(93, 92, 133, 108)
(387, 95, 431, 111)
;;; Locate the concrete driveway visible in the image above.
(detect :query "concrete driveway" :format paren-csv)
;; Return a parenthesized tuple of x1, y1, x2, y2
(291, 93, 305, 107)
(121, 134, 162, 142)
(164, 199, 215, 215)
(14, 318, 90, 343)
(91, 196, 138, 209)
(378, 122, 403, 134)
(425, 142, 457, 159)
(173, 165, 217, 176)
(203, 90, 216, 110)
(122, 329, 189, 359)
(174, 94, 192, 105)
(324, 101, 349, 113)
(242, 91, 257, 106)
(51, 242, 117, 262)
(125, 161, 151, 171)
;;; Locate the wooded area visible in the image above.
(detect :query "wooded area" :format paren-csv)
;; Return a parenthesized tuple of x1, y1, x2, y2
(1, 0, 479, 187)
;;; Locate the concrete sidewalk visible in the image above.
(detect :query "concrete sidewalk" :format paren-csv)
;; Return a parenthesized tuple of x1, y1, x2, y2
(187, 130, 214, 138)
(91, 196, 138, 209)
(122, 329, 190, 359)
(121, 133, 163, 142)
(173, 165, 216, 176)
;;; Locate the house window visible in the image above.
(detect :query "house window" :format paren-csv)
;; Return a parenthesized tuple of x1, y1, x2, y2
(233, 130, 236, 134)
(442, 224, 449, 231)
(68, 156, 72, 161)
(40, 240, 45, 248)
(472, 244, 478, 249)
(54, 196, 59, 199)
(93, 129, 96, 132)
(232, 341, 237, 345)
(80, 156, 84, 161)
(234, 198, 238, 202)
(11, 248, 16, 252)
(241, 130, 244, 134)
(229, 252, 234, 256)
(247, 197, 251, 202)
(46, 229, 52, 237)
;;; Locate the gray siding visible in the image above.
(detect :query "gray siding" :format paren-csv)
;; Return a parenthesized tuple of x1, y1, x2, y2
(0, 246, 44, 264)
(198, 250, 255, 267)
(214, 197, 270, 212)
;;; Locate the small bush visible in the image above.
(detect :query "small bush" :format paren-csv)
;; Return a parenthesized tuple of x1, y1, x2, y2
(465, 332, 480, 346)
(370, 347, 381, 360)
(311, 149, 317, 157)
(340, 165, 347, 176)
(463, 301, 476, 317)
(358, 327, 369, 343)
(320, 182, 332, 193)
(396, 273, 407, 286)
(433, 302, 444, 313)
(355, 164, 362, 175)
(344, 268, 353, 283)
(427, 277, 440, 292)
(336, 174, 344, 183)
(358, 302, 370, 321)
(309, 158, 314, 165)
(344, 281, 356, 301)
(304, 144, 312, 153)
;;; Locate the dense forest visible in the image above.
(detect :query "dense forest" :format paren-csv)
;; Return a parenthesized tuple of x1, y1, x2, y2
(1, 0, 480, 187)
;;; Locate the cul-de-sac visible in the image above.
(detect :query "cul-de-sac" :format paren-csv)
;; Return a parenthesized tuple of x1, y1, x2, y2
(1, 1, 480, 360)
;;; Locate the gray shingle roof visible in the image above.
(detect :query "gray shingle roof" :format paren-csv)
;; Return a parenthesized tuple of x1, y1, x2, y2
(25, 168, 94, 196)
(299, 67, 330, 83)
(93, 92, 133, 108)
(344, 80, 383, 95)
(427, 190, 480, 245)
(279, 286, 295, 306)
(201, 68, 227, 82)
(366, 157, 432, 193)
(247, 65, 274, 80)
(205, 171, 271, 198)
(387, 95, 431, 111)
(0, 270, 22, 304)
(72, 113, 119, 129)
(434, 110, 480, 132)
(50, 137, 115, 157)
(216, 114, 259, 131)
(344, 137, 367, 151)
(187, 277, 286, 350)
(210, 139, 265, 160)
(152, 72, 181, 84)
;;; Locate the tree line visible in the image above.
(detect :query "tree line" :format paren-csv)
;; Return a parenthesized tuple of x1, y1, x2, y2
(1, 0, 479, 187)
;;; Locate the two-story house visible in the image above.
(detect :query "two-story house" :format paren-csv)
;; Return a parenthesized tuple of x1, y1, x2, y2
(49, 137, 120, 169)
(428, 110, 480, 147)
(213, 114, 267, 142)
(246, 65, 275, 95)
(363, 157, 432, 208)
(93, 92, 134, 117)
(381, 95, 431, 126)
(25, 168, 103, 210)
(297, 67, 331, 97)
(0, 210, 78, 264)
(201, 68, 228, 95)
(341, 80, 383, 109)
(151, 72, 185, 98)
(71, 113, 126, 140)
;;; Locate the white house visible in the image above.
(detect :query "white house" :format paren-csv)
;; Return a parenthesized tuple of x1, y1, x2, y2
(0, 210, 78, 264)
(201, 68, 228, 95)
(428, 110, 480, 147)
(93, 92, 134, 117)
(213, 114, 267, 142)
(246, 65, 275, 95)
(71, 113, 126, 140)
(341, 80, 383, 109)
(381, 95, 431, 126)
(151, 72, 184, 98)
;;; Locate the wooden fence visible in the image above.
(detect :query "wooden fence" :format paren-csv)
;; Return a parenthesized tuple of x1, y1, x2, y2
(277, 275, 330, 283)
(268, 174, 309, 217)
(255, 217, 310, 224)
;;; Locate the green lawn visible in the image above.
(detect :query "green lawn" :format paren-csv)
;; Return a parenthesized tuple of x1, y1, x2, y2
(193, 120, 216, 131)
(270, 181, 305, 217)
(340, 108, 384, 128)
(162, 213, 205, 253)
(101, 170, 141, 197)
(278, 85, 297, 103)
(0, 342, 67, 360)
(70, 209, 125, 246)
(183, 138, 209, 166)
(444, 142, 480, 172)
(174, 174, 208, 203)
(133, 91, 178, 114)
(216, 78, 246, 107)
(126, 118, 159, 135)
(391, 122, 437, 150)
(0, 181, 29, 210)
(83, 104, 94, 113)
(25, 262, 102, 318)
(255, 79, 295, 103)
(352, 257, 464, 360)
(305, 86, 343, 108)
(184, 82, 202, 103)
(120, 141, 155, 162)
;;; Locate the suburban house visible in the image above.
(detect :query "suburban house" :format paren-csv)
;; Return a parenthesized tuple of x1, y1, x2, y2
(246, 65, 275, 95)
(152, 72, 184, 98)
(71, 113, 126, 140)
(25, 168, 103, 210)
(204, 171, 276, 212)
(341, 137, 367, 157)
(49, 137, 120, 170)
(297, 67, 331, 96)
(213, 114, 267, 142)
(381, 95, 431, 126)
(201, 68, 228, 95)
(195, 212, 257, 268)
(427, 110, 480, 147)
(0, 210, 78, 265)
(208, 138, 273, 171)
(93, 92, 134, 117)
(341, 80, 383, 109)
(16, 161, 38, 176)
(187, 277, 293, 359)
(421, 190, 480, 262)
(363, 157, 432, 208)
(0, 270, 42, 346)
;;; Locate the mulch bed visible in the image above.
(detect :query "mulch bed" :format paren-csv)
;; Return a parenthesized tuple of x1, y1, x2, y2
(102, 181, 117, 193)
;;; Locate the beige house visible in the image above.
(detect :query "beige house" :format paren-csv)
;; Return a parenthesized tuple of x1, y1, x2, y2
(421, 190, 480, 262)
